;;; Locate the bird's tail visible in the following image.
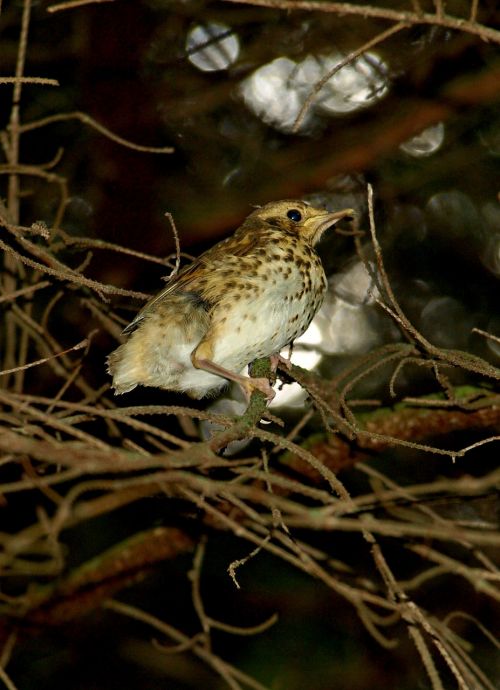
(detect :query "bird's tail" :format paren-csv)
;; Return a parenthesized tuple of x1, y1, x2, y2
(107, 341, 144, 394)
(107, 293, 212, 395)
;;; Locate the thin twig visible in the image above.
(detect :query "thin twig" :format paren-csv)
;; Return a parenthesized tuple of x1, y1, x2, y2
(293, 22, 407, 132)
(0, 77, 59, 86)
(163, 212, 181, 281)
(0, 338, 89, 377)
(103, 600, 272, 690)
(47, 0, 114, 12)
(0, 666, 20, 690)
(221, 0, 500, 44)
(18, 111, 174, 154)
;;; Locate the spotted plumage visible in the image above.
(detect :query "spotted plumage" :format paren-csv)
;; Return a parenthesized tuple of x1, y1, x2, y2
(107, 200, 354, 400)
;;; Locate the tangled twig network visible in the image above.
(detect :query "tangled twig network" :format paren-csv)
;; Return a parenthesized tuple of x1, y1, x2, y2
(0, 2, 499, 690)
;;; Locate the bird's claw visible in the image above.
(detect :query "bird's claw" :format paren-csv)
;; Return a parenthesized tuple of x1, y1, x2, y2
(270, 353, 293, 373)
(241, 377, 276, 403)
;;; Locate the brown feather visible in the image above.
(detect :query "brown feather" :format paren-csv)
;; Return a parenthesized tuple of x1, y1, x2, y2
(108, 200, 355, 398)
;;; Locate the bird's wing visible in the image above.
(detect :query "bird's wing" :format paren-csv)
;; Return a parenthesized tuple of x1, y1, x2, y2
(122, 229, 258, 335)
(122, 260, 205, 334)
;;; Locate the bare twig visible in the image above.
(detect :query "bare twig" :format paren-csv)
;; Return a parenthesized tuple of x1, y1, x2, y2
(293, 22, 407, 132)
(0, 77, 59, 86)
(221, 0, 500, 44)
(47, 0, 114, 12)
(18, 111, 174, 154)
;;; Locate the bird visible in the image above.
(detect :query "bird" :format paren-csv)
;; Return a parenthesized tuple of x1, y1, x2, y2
(107, 199, 354, 401)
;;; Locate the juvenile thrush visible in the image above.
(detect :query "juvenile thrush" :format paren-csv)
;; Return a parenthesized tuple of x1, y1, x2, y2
(107, 200, 354, 400)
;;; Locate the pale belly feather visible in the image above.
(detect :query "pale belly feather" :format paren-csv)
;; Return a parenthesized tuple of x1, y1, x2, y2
(205, 261, 325, 383)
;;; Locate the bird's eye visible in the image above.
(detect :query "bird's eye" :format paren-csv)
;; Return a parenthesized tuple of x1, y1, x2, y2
(287, 209, 302, 222)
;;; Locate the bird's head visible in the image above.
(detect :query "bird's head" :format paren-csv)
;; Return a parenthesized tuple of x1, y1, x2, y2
(247, 199, 355, 246)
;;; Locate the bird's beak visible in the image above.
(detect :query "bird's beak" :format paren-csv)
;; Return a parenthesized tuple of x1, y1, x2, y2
(305, 207, 356, 245)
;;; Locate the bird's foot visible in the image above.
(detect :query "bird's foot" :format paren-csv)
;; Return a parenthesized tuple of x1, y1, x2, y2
(192, 356, 275, 404)
(270, 352, 293, 373)
(241, 376, 276, 403)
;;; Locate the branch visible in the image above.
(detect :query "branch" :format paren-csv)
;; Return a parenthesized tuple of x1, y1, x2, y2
(221, 0, 500, 44)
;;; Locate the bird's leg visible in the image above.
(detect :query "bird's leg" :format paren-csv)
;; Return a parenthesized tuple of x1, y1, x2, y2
(270, 343, 294, 373)
(191, 341, 275, 402)
(193, 357, 275, 402)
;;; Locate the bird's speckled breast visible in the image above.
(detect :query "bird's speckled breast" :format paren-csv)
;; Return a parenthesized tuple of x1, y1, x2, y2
(208, 231, 327, 371)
